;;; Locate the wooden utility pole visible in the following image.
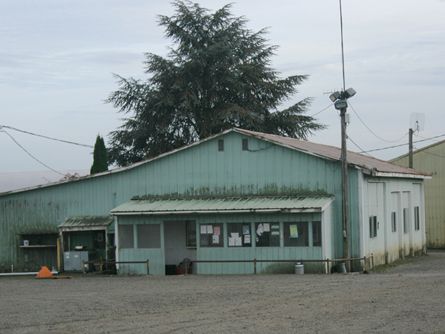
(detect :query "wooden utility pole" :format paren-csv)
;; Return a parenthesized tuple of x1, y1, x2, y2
(340, 106, 350, 268)
(409, 128, 414, 168)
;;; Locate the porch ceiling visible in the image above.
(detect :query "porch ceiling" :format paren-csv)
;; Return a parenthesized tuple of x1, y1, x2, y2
(111, 196, 334, 216)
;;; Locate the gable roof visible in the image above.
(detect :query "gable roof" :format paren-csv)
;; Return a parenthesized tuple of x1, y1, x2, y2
(233, 128, 429, 178)
(0, 127, 428, 197)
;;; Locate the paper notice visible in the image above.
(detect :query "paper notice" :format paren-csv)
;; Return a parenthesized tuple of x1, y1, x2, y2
(263, 223, 270, 232)
(207, 225, 213, 234)
(290, 224, 299, 238)
(212, 234, 219, 244)
(213, 226, 220, 236)
(242, 225, 250, 235)
(200, 225, 207, 234)
(244, 235, 251, 244)
(228, 237, 235, 247)
(235, 237, 242, 246)
(256, 223, 264, 236)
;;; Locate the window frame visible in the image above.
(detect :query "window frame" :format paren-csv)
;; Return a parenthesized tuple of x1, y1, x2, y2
(118, 224, 134, 249)
(414, 206, 420, 231)
(199, 223, 224, 248)
(312, 221, 322, 247)
(369, 216, 377, 238)
(403, 208, 409, 234)
(227, 223, 252, 247)
(137, 224, 161, 249)
(391, 212, 397, 233)
(185, 220, 197, 248)
(255, 222, 280, 247)
(283, 222, 309, 247)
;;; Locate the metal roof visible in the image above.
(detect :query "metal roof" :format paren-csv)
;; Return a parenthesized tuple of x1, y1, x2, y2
(0, 127, 429, 197)
(234, 128, 430, 178)
(59, 216, 113, 231)
(111, 196, 334, 215)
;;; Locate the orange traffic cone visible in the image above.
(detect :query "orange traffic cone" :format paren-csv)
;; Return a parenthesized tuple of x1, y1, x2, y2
(36, 266, 53, 279)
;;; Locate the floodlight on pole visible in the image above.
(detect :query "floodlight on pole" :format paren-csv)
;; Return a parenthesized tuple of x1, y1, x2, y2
(329, 86, 356, 271)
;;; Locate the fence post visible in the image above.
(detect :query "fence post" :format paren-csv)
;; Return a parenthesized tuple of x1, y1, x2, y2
(363, 256, 367, 272)
(146, 260, 150, 275)
(325, 259, 329, 274)
(371, 253, 374, 269)
(253, 258, 257, 275)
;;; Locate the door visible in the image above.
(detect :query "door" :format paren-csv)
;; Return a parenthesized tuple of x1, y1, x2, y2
(163, 220, 197, 274)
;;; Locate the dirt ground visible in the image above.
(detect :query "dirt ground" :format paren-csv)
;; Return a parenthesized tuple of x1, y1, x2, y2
(1, 252, 445, 334)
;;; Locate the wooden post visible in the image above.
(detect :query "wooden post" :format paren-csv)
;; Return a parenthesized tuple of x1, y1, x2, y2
(253, 258, 257, 275)
(56, 237, 62, 272)
(146, 260, 150, 275)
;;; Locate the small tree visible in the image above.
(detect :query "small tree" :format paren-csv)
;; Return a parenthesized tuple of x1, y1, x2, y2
(90, 135, 108, 174)
(107, 1, 324, 166)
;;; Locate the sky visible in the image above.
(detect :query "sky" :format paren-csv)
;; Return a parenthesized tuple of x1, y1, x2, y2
(0, 0, 444, 184)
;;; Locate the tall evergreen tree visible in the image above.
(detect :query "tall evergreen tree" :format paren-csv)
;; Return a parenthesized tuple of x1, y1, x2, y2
(90, 135, 108, 174)
(107, 1, 324, 166)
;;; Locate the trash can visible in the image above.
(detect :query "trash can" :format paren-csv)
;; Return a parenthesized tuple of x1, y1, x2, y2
(337, 262, 347, 273)
(294, 262, 304, 275)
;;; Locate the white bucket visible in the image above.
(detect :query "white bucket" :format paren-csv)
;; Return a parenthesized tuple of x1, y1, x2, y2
(294, 263, 304, 275)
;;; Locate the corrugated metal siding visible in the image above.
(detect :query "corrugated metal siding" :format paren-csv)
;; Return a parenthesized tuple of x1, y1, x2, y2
(0, 132, 359, 270)
(393, 144, 445, 248)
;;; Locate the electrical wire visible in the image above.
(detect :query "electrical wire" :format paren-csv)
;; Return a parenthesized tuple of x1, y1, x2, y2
(1, 129, 65, 176)
(360, 133, 445, 154)
(347, 136, 370, 155)
(0, 124, 93, 148)
(348, 102, 408, 143)
(310, 103, 334, 117)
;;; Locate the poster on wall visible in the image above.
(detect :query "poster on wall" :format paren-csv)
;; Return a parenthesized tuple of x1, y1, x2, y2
(212, 234, 219, 244)
(290, 224, 299, 238)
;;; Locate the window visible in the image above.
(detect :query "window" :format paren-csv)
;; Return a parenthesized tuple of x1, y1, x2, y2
(186, 221, 197, 248)
(20, 233, 57, 247)
(414, 206, 420, 231)
(255, 222, 280, 247)
(312, 221, 322, 247)
(199, 223, 223, 247)
(284, 222, 308, 247)
(118, 224, 134, 248)
(227, 223, 251, 247)
(403, 208, 408, 234)
(218, 139, 224, 152)
(391, 212, 397, 232)
(137, 224, 160, 248)
(242, 138, 249, 151)
(369, 216, 377, 238)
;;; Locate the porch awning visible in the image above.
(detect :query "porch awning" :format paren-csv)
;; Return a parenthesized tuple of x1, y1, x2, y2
(59, 216, 113, 232)
(111, 196, 334, 216)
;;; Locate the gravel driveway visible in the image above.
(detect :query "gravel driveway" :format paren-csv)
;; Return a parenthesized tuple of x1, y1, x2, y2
(1, 251, 445, 333)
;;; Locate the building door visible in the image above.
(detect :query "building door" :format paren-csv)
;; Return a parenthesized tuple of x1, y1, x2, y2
(367, 182, 385, 264)
(401, 191, 411, 256)
(163, 220, 197, 274)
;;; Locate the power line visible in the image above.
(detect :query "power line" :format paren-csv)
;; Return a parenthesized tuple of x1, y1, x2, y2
(360, 133, 445, 154)
(1, 129, 65, 176)
(0, 124, 93, 148)
(310, 103, 334, 117)
(348, 102, 408, 143)
(347, 136, 370, 155)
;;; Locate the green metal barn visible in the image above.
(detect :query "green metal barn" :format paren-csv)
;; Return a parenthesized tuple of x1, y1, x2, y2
(0, 128, 429, 274)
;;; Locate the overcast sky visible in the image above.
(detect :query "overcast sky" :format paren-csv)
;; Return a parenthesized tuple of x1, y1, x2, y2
(1, 0, 444, 178)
